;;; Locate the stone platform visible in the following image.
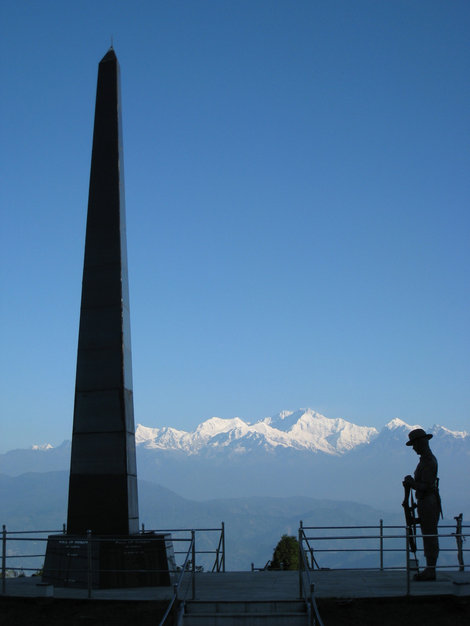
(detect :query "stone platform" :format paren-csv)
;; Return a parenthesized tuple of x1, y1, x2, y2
(2, 569, 469, 601)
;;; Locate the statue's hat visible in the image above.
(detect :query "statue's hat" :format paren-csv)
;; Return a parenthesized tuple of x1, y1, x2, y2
(406, 428, 433, 446)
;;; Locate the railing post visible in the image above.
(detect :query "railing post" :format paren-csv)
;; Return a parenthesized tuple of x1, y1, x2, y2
(191, 530, 196, 600)
(62, 523, 66, 534)
(405, 527, 410, 597)
(379, 519, 384, 571)
(298, 521, 303, 600)
(87, 529, 92, 599)
(2, 525, 6, 594)
(221, 521, 225, 573)
(454, 514, 464, 572)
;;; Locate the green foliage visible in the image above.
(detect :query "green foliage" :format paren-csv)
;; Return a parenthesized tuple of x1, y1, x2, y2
(269, 534, 299, 570)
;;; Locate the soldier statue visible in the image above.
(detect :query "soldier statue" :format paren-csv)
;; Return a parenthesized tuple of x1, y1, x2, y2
(403, 428, 442, 581)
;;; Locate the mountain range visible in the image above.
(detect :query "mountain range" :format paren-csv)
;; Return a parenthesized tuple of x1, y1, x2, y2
(1, 409, 468, 515)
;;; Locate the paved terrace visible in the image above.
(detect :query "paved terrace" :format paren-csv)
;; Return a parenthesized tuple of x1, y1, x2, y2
(2, 569, 469, 602)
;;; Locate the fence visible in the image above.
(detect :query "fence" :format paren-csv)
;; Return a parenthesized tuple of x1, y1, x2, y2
(298, 517, 469, 597)
(1, 522, 225, 601)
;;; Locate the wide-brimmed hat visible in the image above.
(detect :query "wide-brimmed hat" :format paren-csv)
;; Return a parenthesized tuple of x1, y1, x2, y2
(406, 428, 433, 446)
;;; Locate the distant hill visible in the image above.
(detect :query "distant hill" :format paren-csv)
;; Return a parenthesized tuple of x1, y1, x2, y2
(1, 471, 464, 572)
(0, 471, 403, 571)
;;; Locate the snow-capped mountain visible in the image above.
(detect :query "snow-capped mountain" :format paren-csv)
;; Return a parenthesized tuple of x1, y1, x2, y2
(135, 409, 379, 456)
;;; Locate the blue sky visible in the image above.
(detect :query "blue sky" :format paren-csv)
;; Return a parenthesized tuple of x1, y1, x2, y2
(1, 1, 469, 452)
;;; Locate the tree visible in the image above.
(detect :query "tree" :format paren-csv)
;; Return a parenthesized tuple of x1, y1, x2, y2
(269, 534, 299, 570)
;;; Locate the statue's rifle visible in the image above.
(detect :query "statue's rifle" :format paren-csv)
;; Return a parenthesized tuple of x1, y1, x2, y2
(402, 482, 419, 557)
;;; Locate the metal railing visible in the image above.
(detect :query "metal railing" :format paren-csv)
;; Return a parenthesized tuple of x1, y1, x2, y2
(155, 524, 226, 626)
(1, 522, 225, 604)
(1, 525, 66, 592)
(158, 530, 195, 626)
(298, 526, 325, 626)
(145, 523, 226, 574)
(298, 517, 469, 597)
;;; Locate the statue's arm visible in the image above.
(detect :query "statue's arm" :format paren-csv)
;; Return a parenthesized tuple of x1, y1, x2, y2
(404, 455, 437, 492)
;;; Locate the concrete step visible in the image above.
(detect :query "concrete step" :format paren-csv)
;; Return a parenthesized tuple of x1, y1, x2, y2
(182, 613, 307, 625)
(182, 600, 308, 625)
(186, 600, 306, 614)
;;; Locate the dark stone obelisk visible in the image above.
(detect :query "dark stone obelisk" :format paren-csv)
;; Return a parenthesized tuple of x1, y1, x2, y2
(66, 47, 139, 536)
(43, 48, 174, 589)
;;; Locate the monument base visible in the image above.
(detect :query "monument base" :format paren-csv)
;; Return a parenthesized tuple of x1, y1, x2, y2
(42, 533, 175, 588)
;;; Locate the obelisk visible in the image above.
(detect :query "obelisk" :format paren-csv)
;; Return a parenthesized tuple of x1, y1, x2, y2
(66, 47, 139, 536)
(43, 48, 174, 589)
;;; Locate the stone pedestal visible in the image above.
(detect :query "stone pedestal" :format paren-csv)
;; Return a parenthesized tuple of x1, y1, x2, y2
(42, 533, 175, 588)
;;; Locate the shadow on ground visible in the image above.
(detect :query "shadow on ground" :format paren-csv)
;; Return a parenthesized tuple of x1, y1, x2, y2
(318, 596, 470, 626)
(1, 595, 469, 626)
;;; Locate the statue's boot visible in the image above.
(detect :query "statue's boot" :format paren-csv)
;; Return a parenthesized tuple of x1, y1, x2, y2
(413, 567, 436, 581)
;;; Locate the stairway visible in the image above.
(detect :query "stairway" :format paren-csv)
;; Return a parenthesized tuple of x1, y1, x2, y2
(182, 599, 308, 625)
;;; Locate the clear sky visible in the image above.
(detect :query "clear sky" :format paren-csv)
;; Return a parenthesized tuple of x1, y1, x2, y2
(1, 1, 469, 452)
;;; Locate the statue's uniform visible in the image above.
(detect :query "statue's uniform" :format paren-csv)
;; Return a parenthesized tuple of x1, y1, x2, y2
(414, 450, 440, 567)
